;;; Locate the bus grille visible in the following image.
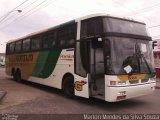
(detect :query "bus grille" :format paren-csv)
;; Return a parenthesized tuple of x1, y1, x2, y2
(129, 80, 139, 84)
(141, 79, 149, 83)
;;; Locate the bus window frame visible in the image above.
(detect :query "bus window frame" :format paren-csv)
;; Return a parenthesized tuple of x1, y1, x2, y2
(58, 23, 77, 49)
(6, 43, 10, 54)
(15, 40, 22, 53)
(9, 42, 15, 53)
(74, 39, 91, 77)
(22, 38, 31, 52)
(42, 30, 57, 50)
(31, 35, 42, 51)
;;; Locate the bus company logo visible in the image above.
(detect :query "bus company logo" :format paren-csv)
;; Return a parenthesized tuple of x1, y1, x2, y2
(60, 54, 74, 61)
(16, 54, 33, 62)
(128, 75, 137, 80)
(75, 81, 87, 91)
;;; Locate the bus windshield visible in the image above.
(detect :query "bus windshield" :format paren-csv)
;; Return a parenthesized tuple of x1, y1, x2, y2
(106, 37, 154, 75)
(103, 17, 148, 36)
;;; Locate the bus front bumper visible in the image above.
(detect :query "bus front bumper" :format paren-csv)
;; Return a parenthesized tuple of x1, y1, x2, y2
(105, 82, 156, 102)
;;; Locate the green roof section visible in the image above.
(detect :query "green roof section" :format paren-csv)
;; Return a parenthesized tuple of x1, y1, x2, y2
(31, 51, 49, 77)
(48, 20, 75, 31)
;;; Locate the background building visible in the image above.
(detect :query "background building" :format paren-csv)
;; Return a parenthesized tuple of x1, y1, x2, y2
(0, 53, 5, 66)
(152, 40, 160, 78)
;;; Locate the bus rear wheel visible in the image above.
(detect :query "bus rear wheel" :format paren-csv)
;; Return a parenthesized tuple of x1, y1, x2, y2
(14, 70, 22, 82)
(62, 76, 75, 98)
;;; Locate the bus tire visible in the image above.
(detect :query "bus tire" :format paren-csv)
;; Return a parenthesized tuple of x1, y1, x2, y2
(15, 70, 22, 82)
(13, 73, 16, 81)
(12, 68, 16, 81)
(62, 76, 75, 98)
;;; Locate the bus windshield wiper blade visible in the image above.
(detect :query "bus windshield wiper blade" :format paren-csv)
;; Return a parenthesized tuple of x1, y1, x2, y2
(135, 42, 151, 73)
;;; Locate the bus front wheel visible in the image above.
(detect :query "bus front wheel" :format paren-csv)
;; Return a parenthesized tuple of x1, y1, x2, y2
(62, 76, 74, 98)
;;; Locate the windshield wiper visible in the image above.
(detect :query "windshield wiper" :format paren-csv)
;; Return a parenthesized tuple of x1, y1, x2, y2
(135, 42, 151, 73)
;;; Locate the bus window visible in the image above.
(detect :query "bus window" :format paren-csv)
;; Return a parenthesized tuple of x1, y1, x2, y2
(6, 44, 10, 54)
(9, 42, 15, 53)
(15, 41, 22, 52)
(75, 41, 88, 77)
(31, 36, 41, 50)
(23, 39, 30, 51)
(81, 17, 103, 38)
(91, 39, 104, 75)
(58, 23, 76, 48)
(42, 31, 56, 49)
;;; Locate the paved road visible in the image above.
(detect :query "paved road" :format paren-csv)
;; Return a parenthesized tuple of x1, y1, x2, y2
(0, 67, 160, 115)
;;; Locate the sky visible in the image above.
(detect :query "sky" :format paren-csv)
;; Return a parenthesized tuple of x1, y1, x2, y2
(0, 0, 160, 53)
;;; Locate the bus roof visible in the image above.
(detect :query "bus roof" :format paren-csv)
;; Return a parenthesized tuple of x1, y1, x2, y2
(7, 13, 145, 44)
(75, 13, 145, 24)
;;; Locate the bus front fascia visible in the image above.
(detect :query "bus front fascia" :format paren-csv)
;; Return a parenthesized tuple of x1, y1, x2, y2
(74, 33, 155, 102)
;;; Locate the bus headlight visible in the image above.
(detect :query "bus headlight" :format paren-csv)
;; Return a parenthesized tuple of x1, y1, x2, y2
(118, 91, 126, 96)
(118, 81, 126, 85)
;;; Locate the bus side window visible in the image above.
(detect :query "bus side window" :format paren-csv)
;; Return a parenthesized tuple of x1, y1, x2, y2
(42, 31, 56, 49)
(15, 40, 22, 52)
(49, 31, 56, 48)
(58, 23, 77, 48)
(23, 39, 31, 51)
(31, 36, 41, 50)
(6, 44, 10, 54)
(81, 18, 103, 38)
(42, 33, 49, 49)
(9, 42, 15, 53)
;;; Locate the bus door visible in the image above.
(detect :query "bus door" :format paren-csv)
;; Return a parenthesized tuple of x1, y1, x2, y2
(89, 38, 105, 99)
(74, 40, 90, 98)
(74, 38, 105, 99)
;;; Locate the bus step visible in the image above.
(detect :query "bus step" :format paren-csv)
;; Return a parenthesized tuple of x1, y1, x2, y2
(97, 93, 103, 96)
(93, 94, 105, 100)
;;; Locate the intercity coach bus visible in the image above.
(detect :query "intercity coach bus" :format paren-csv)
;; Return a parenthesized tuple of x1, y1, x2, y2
(5, 14, 156, 102)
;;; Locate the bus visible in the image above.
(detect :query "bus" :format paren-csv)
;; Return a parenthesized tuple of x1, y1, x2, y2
(5, 14, 156, 102)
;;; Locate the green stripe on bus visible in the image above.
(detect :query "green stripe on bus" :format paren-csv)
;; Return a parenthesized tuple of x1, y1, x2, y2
(32, 50, 62, 78)
(144, 73, 156, 79)
(32, 51, 49, 77)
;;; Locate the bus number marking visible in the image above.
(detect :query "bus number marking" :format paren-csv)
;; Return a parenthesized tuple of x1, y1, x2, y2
(128, 76, 137, 80)
(16, 54, 33, 62)
(75, 81, 87, 91)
